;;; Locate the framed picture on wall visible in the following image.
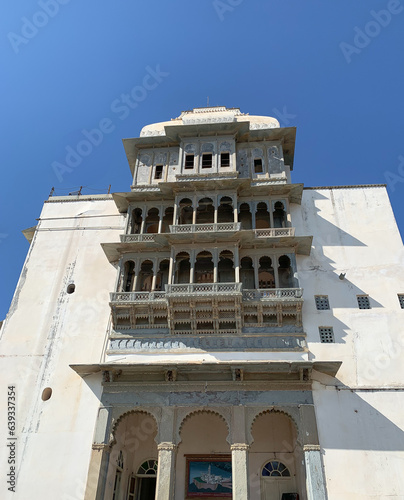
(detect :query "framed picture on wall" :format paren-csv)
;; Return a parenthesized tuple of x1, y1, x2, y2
(185, 455, 232, 498)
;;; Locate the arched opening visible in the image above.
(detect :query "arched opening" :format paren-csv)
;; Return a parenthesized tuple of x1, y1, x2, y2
(176, 411, 231, 499)
(278, 255, 294, 288)
(195, 251, 214, 283)
(131, 208, 143, 234)
(196, 198, 214, 224)
(106, 412, 158, 500)
(239, 203, 252, 230)
(155, 259, 169, 291)
(218, 250, 234, 282)
(240, 257, 255, 289)
(138, 260, 154, 291)
(273, 201, 287, 228)
(256, 202, 271, 229)
(179, 198, 193, 225)
(258, 256, 275, 289)
(161, 207, 174, 233)
(175, 252, 190, 284)
(249, 412, 303, 500)
(218, 196, 233, 223)
(145, 208, 159, 234)
(123, 260, 135, 292)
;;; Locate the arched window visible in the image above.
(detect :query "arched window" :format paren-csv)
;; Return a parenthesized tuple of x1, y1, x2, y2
(179, 198, 193, 225)
(278, 255, 294, 288)
(138, 260, 154, 291)
(273, 201, 286, 228)
(123, 261, 135, 292)
(155, 259, 169, 291)
(240, 257, 255, 289)
(256, 202, 271, 229)
(218, 196, 233, 223)
(262, 461, 290, 477)
(127, 460, 158, 500)
(218, 250, 234, 283)
(239, 203, 252, 230)
(258, 257, 275, 289)
(145, 207, 159, 234)
(195, 251, 214, 283)
(137, 459, 158, 475)
(131, 208, 142, 234)
(175, 252, 190, 284)
(196, 198, 214, 224)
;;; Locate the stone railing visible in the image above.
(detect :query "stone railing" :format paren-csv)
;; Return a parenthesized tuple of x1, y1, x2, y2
(120, 234, 156, 243)
(110, 291, 166, 303)
(166, 282, 242, 295)
(169, 222, 240, 234)
(254, 228, 295, 238)
(242, 288, 303, 301)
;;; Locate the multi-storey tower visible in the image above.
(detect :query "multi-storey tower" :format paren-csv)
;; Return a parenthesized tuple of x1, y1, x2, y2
(2, 106, 404, 500)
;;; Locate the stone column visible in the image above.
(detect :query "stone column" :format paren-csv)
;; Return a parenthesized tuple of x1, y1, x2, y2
(158, 207, 163, 233)
(172, 201, 178, 226)
(251, 202, 256, 230)
(233, 197, 238, 223)
(253, 256, 259, 289)
(189, 250, 195, 284)
(231, 444, 250, 500)
(304, 444, 327, 499)
(234, 245, 240, 283)
(151, 258, 158, 291)
(155, 443, 177, 500)
(213, 250, 218, 283)
(132, 265, 140, 292)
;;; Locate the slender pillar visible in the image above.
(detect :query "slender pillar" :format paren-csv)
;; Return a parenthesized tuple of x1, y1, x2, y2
(158, 207, 163, 233)
(151, 258, 158, 291)
(156, 443, 177, 500)
(190, 250, 195, 284)
(168, 248, 175, 285)
(231, 444, 250, 500)
(251, 203, 256, 230)
(132, 266, 140, 292)
(304, 445, 327, 500)
(233, 198, 238, 223)
(213, 250, 218, 283)
(274, 257, 280, 289)
(253, 256, 259, 289)
(214, 203, 218, 224)
(192, 207, 197, 224)
(173, 202, 178, 226)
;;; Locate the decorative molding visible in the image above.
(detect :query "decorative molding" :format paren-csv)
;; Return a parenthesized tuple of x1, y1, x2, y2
(303, 444, 321, 452)
(157, 442, 177, 451)
(230, 443, 249, 451)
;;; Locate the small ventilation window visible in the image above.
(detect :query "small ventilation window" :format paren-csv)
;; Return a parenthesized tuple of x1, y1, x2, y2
(357, 295, 371, 309)
(220, 152, 230, 167)
(202, 153, 212, 168)
(319, 327, 334, 343)
(67, 284, 75, 294)
(398, 294, 404, 309)
(41, 387, 52, 401)
(185, 154, 194, 169)
(254, 158, 263, 173)
(154, 165, 163, 179)
(315, 295, 330, 310)
(262, 461, 290, 477)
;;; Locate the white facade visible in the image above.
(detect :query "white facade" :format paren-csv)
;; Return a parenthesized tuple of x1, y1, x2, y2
(1, 107, 403, 500)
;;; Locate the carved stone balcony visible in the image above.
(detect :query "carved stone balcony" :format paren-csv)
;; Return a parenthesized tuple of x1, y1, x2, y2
(254, 228, 295, 238)
(242, 288, 303, 301)
(110, 291, 166, 303)
(120, 234, 157, 243)
(169, 222, 241, 234)
(165, 282, 242, 297)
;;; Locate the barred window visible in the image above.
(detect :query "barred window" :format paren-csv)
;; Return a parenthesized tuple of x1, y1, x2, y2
(315, 295, 330, 310)
(319, 327, 334, 343)
(357, 295, 371, 309)
(398, 294, 404, 309)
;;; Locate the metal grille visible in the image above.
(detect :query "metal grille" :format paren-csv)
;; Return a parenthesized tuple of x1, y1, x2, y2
(319, 327, 334, 343)
(398, 294, 404, 309)
(357, 295, 371, 309)
(315, 295, 330, 310)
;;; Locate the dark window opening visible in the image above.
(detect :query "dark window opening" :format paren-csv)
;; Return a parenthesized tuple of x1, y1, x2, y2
(154, 165, 163, 179)
(220, 152, 230, 167)
(398, 294, 404, 309)
(315, 295, 330, 310)
(185, 154, 194, 169)
(319, 327, 334, 343)
(202, 153, 213, 168)
(254, 158, 263, 173)
(357, 295, 371, 309)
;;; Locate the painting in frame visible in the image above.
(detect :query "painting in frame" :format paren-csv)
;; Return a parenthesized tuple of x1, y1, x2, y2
(185, 455, 232, 498)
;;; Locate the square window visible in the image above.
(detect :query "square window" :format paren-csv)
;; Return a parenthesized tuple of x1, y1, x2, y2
(154, 165, 163, 179)
(398, 294, 404, 309)
(220, 152, 230, 167)
(315, 295, 330, 310)
(357, 295, 371, 309)
(202, 153, 212, 168)
(254, 158, 263, 173)
(185, 154, 194, 169)
(319, 327, 334, 343)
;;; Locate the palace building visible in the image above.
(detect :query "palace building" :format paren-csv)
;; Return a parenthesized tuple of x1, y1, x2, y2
(1, 106, 404, 500)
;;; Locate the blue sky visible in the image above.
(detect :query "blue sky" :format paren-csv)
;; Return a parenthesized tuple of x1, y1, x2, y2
(1, 0, 403, 319)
